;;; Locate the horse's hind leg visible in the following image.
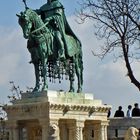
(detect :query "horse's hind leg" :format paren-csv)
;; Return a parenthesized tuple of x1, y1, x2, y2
(69, 77, 75, 93)
(75, 55, 83, 93)
(32, 63, 40, 92)
(41, 56, 48, 92)
(69, 62, 75, 92)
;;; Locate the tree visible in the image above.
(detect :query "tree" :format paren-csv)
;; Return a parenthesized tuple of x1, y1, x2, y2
(78, 0, 140, 91)
(0, 105, 7, 140)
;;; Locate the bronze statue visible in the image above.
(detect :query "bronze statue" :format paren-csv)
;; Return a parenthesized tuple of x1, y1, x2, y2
(17, 0, 83, 93)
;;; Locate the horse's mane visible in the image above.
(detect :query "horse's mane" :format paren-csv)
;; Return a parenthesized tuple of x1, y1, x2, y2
(18, 8, 39, 23)
(23, 8, 45, 30)
(25, 9, 39, 21)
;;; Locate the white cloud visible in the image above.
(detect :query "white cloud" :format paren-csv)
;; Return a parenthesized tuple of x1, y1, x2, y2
(0, 53, 20, 85)
(0, 27, 33, 100)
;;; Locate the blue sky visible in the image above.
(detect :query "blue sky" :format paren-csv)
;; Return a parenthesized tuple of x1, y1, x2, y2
(0, 0, 140, 116)
(0, 0, 77, 26)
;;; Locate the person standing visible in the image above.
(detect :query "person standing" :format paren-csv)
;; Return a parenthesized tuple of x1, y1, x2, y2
(107, 108, 111, 118)
(126, 105, 132, 117)
(114, 106, 124, 117)
(132, 103, 140, 117)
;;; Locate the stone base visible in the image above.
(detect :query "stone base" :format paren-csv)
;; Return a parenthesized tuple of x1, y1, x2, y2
(21, 90, 47, 98)
(4, 91, 111, 140)
(48, 90, 102, 105)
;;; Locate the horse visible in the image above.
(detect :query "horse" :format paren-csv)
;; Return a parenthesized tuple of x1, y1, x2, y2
(17, 8, 83, 93)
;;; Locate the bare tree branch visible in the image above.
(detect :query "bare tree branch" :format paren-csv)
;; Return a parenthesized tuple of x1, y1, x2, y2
(78, 0, 140, 91)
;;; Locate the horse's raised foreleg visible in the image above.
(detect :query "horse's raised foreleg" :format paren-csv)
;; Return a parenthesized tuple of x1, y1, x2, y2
(32, 63, 40, 92)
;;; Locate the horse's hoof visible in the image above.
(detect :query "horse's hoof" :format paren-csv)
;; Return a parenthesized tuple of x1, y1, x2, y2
(42, 86, 48, 92)
(32, 87, 40, 93)
(42, 89, 48, 92)
(77, 89, 82, 93)
(69, 89, 75, 93)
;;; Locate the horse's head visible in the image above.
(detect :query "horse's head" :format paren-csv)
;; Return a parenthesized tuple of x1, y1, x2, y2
(17, 9, 34, 39)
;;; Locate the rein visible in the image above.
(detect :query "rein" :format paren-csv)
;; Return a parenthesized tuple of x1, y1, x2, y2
(31, 21, 48, 35)
(24, 9, 50, 37)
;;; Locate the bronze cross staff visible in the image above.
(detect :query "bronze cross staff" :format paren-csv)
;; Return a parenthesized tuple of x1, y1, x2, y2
(23, 0, 28, 9)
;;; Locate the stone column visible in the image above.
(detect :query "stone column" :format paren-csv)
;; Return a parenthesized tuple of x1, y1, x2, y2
(8, 122, 19, 140)
(101, 124, 108, 140)
(59, 121, 67, 140)
(83, 126, 88, 140)
(42, 125, 48, 140)
(13, 127, 19, 140)
(39, 119, 49, 140)
(8, 130, 12, 140)
(94, 121, 109, 140)
(84, 125, 93, 140)
(68, 121, 84, 140)
(75, 126, 83, 140)
(75, 121, 84, 140)
(68, 126, 75, 140)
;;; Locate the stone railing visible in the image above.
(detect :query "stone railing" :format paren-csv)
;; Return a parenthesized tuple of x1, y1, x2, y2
(108, 117, 140, 140)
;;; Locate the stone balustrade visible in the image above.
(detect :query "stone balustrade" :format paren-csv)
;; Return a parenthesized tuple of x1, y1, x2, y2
(108, 117, 140, 140)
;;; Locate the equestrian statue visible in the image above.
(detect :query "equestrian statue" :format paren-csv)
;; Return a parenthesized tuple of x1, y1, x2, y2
(17, 0, 83, 93)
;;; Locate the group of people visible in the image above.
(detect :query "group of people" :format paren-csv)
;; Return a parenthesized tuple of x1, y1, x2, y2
(114, 103, 140, 117)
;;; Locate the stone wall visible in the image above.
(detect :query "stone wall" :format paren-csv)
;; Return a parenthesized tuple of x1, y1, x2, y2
(108, 117, 140, 140)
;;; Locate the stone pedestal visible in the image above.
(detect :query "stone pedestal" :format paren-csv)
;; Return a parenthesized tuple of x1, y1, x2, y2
(4, 91, 111, 140)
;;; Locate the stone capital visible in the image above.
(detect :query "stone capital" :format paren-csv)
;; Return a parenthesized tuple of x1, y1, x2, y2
(100, 120, 109, 127)
(76, 121, 84, 128)
(50, 119, 59, 126)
